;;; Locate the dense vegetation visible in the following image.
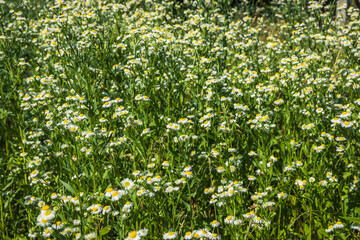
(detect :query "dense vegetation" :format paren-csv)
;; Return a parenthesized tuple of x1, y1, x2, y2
(1, 0, 360, 239)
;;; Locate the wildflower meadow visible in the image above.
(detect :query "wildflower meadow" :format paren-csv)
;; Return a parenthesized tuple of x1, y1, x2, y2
(1, 0, 360, 239)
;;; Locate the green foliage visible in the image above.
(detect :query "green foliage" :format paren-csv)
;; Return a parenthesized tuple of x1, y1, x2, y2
(1, 0, 360, 239)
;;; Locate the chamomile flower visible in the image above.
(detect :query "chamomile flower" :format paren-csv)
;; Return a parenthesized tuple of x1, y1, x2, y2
(325, 225, 334, 232)
(211, 219, 220, 227)
(216, 166, 225, 173)
(42, 227, 53, 237)
(277, 192, 287, 199)
(111, 190, 126, 201)
(84, 232, 96, 239)
(224, 215, 235, 224)
(163, 231, 177, 239)
(248, 175, 256, 181)
(125, 231, 140, 240)
(334, 221, 344, 229)
(141, 128, 150, 135)
(122, 178, 135, 190)
(103, 205, 111, 214)
(184, 232, 192, 239)
(88, 204, 102, 215)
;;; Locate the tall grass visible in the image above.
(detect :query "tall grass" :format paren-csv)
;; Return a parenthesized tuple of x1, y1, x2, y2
(1, 0, 360, 239)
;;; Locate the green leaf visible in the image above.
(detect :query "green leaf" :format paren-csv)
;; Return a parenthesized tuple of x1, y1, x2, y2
(339, 216, 360, 223)
(59, 179, 76, 195)
(100, 226, 111, 236)
(182, 199, 191, 212)
(343, 172, 352, 179)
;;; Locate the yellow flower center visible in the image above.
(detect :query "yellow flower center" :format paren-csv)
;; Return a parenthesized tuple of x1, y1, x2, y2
(45, 210, 52, 216)
(42, 205, 50, 211)
(130, 231, 137, 238)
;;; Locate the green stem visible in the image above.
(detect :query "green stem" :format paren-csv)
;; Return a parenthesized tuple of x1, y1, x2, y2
(0, 195, 5, 239)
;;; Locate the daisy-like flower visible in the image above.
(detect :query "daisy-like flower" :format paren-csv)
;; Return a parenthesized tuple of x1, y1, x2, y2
(224, 215, 235, 224)
(248, 150, 257, 156)
(336, 136, 346, 141)
(341, 121, 353, 128)
(277, 192, 287, 199)
(36, 215, 50, 227)
(334, 221, 344, 229)
(20, 152, 27, 157)
(88, 204, 102, 215)
(141, 128, 150, 135)
(30, 170, 39, 178)
(201, 120, 211, 128)
(339, 111, 351, 119)
(121, 178, 135, 190)
(166, 123, 181, 131)
(125, 231, 140, 240)
(211, 219, 220, 227)
(331, 117, 342, 124)
(123, 201, 133, 211)
(102, 101, 111, 108)
(284, 164, 295, 172)
(325, 225, 334, 232)
(105, 188, 114, 198)
(147, 163, 155, 168)
(68, 124, 79, 132)
(209, 232, 221, 240)
(103, 205, 111, 214)
(316, 107, 323, 113)
(163, 231, 177, 239)
(75, 233, 81, 240)
(138, 229, 148, 237)
(248, 175, 256, 181)
(84, 232, 96, 239)
(111, 190, 126, 201)
(329, 176, 338, 182)
(234, 219, 243, 225)
(253, 216, 263, 224)
(243, 211, 255, 219)
(179, 134, 189, 141)
(336, 145, 345, 152)
(184, 231, 192, 239)
(52, 221, 64, 230)
(162, 161, 170, 167)
(28, 231, 37, 238)
(42, 227, 53, 237)
(319, 180, 328, 186)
